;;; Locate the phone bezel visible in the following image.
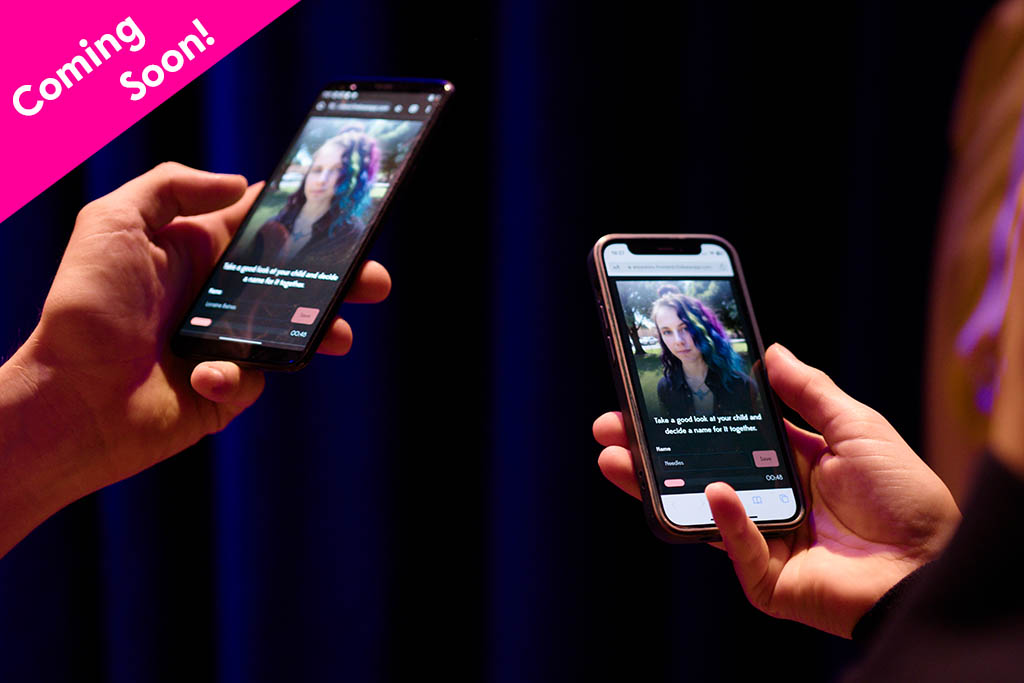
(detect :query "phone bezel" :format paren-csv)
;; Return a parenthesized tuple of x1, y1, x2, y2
(171, 78, 453, 371)
(589, 233, 806, 542)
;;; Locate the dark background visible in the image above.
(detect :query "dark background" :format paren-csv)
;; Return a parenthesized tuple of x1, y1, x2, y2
(0, 1, 996, 681)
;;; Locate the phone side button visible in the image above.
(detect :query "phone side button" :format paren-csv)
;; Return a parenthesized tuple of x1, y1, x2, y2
(597, 303, 610, 333)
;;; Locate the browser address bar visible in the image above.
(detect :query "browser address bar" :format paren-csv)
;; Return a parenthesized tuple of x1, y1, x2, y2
(618, 262, 719, 272)
(605, 253, 734, 277)
(333, 101, 392, 113)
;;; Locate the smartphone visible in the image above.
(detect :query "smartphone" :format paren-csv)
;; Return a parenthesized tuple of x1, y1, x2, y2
(589, 234, 805, 542)
(172, 78, 453, 370)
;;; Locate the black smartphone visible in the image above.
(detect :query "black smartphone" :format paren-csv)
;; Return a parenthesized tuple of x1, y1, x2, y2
(172, 78, 453, 370)
(589, 234, 805, 542)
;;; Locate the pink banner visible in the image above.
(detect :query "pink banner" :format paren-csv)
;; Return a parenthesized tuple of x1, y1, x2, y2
(0, 1, 300, 223)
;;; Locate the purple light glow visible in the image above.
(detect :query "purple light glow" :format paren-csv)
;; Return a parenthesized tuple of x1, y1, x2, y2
(954, 107, 1024, 414)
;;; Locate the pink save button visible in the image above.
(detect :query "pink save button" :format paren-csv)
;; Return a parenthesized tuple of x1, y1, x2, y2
(753, 450, 779, 468)
(190, 316, 213, 327)
(664, 479, 685, 488)
(291, 307, 320, 324)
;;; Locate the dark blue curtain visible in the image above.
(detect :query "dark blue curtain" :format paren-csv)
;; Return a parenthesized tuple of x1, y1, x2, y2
(0, 1, 994, 681)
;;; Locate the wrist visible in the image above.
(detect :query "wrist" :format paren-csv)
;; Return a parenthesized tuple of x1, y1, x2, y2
(822, 560, 928, 639)
(0, 338, 104, 555)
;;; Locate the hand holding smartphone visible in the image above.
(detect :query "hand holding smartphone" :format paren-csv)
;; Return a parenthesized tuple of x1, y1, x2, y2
(589, 234, 805, 542)
(172, 79, 452, 370)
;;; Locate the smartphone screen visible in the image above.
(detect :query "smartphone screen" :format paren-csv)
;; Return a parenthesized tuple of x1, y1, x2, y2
(172, 79, 452, 369)
(600, 238, 800, 529)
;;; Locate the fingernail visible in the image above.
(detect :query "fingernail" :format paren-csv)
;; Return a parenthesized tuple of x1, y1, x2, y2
(771, 342, 796, 361)
(213, 172, 247, 183)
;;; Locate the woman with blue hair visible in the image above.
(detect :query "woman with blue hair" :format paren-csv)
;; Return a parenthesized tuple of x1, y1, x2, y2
(247, 129, 381, 270)
(650, 292, 758, 417)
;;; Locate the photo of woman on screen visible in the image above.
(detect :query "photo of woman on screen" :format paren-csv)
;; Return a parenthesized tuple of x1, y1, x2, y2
(650, 292, 758, 417)
(245, 129, 381, 270)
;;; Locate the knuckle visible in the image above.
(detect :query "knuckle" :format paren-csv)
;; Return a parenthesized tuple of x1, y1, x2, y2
(808, 366, 835, 393)
(75, 198, 134, 230)
(75, 199, 101, 223)
(154, 160, 184, 175)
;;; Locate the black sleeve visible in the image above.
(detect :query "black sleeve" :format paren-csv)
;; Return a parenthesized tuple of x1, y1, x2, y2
(844, 453, 1024, 681)
(850, 564, 928, 643)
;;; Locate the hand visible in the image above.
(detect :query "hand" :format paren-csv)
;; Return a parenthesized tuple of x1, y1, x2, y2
(2, 163, 389, 544)
(593, 343, 961, 637)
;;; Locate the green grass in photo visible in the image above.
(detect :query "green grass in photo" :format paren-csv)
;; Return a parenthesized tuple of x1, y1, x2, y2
(247, 192, 289, 229)
(634, 352, 663, 403)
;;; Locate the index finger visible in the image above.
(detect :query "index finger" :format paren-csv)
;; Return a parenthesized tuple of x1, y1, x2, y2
(344, 261, 392, 303)
(593, 411, 628, 447)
